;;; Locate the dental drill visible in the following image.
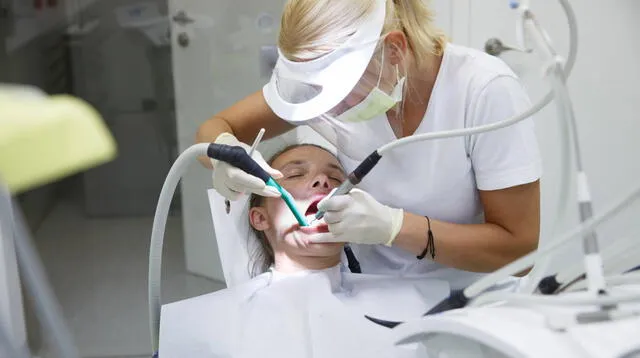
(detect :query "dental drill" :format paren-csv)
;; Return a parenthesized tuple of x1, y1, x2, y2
(312, 151, 382, 223)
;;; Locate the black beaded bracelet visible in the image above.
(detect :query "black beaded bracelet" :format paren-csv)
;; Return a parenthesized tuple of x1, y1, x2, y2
(417, 216, 436, 260)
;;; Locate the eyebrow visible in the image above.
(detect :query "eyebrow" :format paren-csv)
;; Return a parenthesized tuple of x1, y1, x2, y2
(327, 163, 344, 173)
(279, 160, 308, 171)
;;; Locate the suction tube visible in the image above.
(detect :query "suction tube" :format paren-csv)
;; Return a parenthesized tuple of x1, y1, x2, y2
(207, 144, 271, 183)
(148, 143, 209, 353)
(208, 143, 308, 226)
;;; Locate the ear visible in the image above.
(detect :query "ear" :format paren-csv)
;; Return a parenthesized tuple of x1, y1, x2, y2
(249, 207, 271, 231)
(384, 31, 409, 66)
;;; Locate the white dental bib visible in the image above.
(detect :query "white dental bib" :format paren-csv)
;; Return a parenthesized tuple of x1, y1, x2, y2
(159, 265, 449, 358)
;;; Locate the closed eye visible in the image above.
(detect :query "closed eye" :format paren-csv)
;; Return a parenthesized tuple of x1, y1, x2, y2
(286, 173, 305, 179)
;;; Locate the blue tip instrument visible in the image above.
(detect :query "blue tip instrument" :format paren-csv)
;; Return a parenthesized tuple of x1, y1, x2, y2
(207, 143, 308, 226)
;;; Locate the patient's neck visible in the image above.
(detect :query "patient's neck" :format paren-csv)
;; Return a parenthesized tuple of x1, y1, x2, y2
(273, 251, 341, 273)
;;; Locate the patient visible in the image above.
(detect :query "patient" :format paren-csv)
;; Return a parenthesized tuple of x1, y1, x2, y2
(246, 143, 349, 277)
(158, 145, 450, 358)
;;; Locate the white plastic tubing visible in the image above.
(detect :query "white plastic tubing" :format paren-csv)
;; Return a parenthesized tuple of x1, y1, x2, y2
(466, 182, 640, 300)
(148, 143, 209, 352)
(379, 0, 579, 296)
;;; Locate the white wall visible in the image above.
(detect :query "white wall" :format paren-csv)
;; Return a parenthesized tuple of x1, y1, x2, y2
(465, 0, 640, 273)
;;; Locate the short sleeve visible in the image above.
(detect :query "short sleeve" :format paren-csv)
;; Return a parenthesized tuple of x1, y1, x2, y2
(468, 75, 542, 191)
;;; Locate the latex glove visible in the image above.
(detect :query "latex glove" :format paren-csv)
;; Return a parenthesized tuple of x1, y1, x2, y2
(312, 188, 404, 246)
(211, 132, 282, 201)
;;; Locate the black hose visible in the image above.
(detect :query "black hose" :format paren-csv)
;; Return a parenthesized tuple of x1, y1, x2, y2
(344, 244, 361, 273)
(365, 290, 470, 329)
(364, 315, 402, 329)
(424, 290, 469, 315)
(207, 143, 271, 183)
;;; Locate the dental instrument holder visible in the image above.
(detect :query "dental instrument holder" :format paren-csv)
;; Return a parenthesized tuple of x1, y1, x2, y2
(313, 151, 383, 222)
(518, 3, 607, 297)
(206, 143, 308, 226)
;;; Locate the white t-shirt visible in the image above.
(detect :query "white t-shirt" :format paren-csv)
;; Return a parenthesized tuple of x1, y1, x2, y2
(311, 43, 542, 289)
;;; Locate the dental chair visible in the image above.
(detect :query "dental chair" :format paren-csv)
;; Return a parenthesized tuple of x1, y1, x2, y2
(206, 188, 258, 287)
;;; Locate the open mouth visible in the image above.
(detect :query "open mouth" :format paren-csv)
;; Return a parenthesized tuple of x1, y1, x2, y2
(304, 198, 324, 216)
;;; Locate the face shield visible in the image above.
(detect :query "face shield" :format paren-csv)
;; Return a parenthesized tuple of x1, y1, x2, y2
(263, 0, 405, 161)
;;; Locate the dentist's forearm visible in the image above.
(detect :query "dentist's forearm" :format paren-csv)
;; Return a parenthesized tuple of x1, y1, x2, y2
(393, 212, 538, 273)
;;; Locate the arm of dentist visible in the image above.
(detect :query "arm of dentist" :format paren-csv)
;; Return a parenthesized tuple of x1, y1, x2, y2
(316, 182, 540, 274)
(399, 75, 542, 273)
(317, 75, 542, 274)
(396, 181, 540, 273)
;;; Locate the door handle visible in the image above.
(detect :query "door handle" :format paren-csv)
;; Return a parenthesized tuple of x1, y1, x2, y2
(484, 38, 531, 57)
(172, 10, 194, 26)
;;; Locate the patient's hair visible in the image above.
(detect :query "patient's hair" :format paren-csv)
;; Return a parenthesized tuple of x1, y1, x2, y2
(248, 143, 336, 277)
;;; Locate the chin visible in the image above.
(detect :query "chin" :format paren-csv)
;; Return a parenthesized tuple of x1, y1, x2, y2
(300, 243, 344, 258)
(284, 232, 344, 252)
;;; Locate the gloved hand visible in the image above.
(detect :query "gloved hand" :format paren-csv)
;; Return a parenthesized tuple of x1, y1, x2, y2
(211, 132, 283, 201)
(311, 188, 404, 246)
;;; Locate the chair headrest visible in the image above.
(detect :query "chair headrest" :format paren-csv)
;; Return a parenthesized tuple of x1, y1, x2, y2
(207, 125, 337, 287)
(207, 189, 259, 287)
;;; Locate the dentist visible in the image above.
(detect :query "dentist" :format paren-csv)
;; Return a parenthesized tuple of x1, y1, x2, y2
(196, 0, 541, 289)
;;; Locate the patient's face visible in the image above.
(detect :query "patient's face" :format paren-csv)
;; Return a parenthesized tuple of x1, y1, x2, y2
(249, 145, 346, 256)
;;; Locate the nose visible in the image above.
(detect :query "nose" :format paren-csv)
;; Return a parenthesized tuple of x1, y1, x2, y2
(311, 174, 330, 190)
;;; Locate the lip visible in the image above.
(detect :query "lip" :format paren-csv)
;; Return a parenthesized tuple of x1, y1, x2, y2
(304, 194, 328, 216)
(298, 222, 329, 234)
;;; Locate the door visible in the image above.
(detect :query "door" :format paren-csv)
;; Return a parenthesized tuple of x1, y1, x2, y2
(170, 0, 455, 282)
(169, 0, 289, 281)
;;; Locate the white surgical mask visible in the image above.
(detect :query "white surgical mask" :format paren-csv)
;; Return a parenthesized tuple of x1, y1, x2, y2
(336, 51, 405, 123)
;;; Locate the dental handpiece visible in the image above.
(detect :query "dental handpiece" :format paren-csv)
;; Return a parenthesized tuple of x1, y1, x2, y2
(207, 143, 309, 226)
(313, 151, 383, 222)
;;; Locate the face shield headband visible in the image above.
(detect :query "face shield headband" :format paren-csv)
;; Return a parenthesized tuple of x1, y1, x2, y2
(263, 0, 388, 124)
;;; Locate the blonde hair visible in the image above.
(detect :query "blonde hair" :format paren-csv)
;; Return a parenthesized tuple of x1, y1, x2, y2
(278, 0, 447, 70)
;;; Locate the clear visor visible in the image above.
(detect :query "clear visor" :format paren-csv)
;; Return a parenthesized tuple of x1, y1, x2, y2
(264, 0, 390, 124)
(272, 45, 396, 119)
